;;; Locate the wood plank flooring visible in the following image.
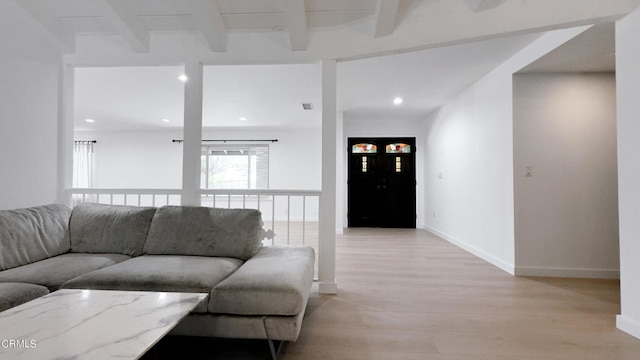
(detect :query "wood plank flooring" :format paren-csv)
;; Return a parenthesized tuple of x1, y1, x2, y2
(149, 228, 640, 359)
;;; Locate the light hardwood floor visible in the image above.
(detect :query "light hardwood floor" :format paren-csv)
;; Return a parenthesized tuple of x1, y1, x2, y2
(151, 228, 640, 359)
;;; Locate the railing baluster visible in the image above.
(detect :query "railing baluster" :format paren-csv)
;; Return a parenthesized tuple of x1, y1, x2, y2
(271, 195, 276, 246)
(68, 189, 320, 256)
(287, 195, 291, 245)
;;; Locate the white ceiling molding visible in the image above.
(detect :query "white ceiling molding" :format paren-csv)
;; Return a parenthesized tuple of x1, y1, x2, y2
(93, 0, 150, 53)
(283, 0, 308, 51)
(11, 0, 75, 53)
(374, 0, 400, 38)
(462, 0, 507, 12)
(185, 0, 228, 52)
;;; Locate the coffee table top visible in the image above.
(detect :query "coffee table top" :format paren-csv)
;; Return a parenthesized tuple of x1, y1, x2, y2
(0, 289, 207, 359)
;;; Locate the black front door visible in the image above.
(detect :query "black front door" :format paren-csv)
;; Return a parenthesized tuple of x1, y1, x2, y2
(348, 137, 416, 228)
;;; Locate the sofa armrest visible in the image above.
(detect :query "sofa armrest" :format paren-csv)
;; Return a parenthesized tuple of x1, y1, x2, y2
(208, 246, 315, 316)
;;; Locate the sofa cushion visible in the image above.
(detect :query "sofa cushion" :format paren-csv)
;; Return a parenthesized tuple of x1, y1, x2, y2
(69, 203, 156, 256)
(0, 204, 71, 271)
(208, 246, 315, 316)
(0, 282, 49, 312)
(143, 206, 263, 260)
(0, 253, 131, 292)
(61, 255, 244, 313)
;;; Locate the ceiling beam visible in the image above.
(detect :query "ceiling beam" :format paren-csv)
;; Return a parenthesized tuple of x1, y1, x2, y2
(283, 0, 308, 51)
(93, 0, 149, 52)
(462, 0, 507, 12)
(11, 0, 76, 53)
(185, 0, 228, 52)
(373, 0, 400, 38)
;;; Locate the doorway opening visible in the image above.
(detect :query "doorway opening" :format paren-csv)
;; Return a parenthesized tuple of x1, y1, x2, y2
(347, 137, 416, 228)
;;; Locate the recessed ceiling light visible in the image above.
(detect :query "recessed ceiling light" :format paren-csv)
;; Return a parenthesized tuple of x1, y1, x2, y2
(238, 117, 248, 121)
(393, 97, 404, 105)
(161, 118, 170, 123)
(85, 118, 95, 123)
(178, 74, 188, 82)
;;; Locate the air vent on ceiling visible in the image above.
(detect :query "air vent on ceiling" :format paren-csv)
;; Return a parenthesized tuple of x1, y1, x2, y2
(302, 103, 313, 110)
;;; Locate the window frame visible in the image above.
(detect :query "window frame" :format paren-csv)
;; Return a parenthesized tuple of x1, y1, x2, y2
(200, 143, 269, 190)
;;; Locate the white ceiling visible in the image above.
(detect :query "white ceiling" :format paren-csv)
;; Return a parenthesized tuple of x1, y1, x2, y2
(73, 32, 539, 131)
(519, 23, 616, 73)
(47, 0, 625, 131)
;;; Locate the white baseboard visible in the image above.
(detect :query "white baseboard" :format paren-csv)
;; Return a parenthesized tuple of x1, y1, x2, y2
(617, 315, 640, 340)
(422, 225, 515, 275)
(515, 266, 620, 279)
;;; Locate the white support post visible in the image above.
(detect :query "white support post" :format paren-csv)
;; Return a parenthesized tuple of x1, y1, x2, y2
(318, 60, 338, 294)
(181, 61, 204, 206)
(336, 111, 345, 234)
(57, 64, 74, 206)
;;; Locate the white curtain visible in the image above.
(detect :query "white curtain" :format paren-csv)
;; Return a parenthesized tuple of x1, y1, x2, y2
(73, 141, 94, 188)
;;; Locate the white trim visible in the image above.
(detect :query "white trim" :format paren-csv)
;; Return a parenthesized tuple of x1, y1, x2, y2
(373, 0, 400, 38)
(319, 60, 338, 292)
(422, 225, 515, 275)
(515, 266, 620, 279)
(318, 281, 338, 295)
(181, 61, 204, 205)
(617, 315, 640, 340)
(283, 0, 307, 50)
(185, 0, 227, 52)
(94, 0, 149, 52)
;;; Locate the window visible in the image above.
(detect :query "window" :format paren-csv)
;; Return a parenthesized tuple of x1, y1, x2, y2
(352, 143, 377, 153)
(386, 143, 411, 153)
(201, 144, 269, 189)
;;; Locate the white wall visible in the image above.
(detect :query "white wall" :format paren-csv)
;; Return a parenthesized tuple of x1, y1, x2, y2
(0, 3, 61, 210)
(343, 117, 425, 228)
(616, 6, 640, 340)
(75, 127, 321, 190)
(420, 27, 588, 273)
(513, 73, 619, 278)
(75, 130, 183, 189)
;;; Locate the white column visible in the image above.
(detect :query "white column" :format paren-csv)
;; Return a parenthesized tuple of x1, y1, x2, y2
(319, 59, 338, 294)
(336, 111, 345, 234)
(616, 7, 640, 340)
(56, 63, 74, 205)
(181, 61, 204, 206)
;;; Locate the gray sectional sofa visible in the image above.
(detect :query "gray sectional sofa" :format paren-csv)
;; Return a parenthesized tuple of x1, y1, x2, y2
(0, 203, 315, 349)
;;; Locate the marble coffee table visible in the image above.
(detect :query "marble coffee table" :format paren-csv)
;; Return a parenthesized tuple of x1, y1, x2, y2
(0, 289, 207, 359)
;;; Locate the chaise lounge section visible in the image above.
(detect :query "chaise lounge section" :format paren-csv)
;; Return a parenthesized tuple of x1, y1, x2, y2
(0, 202, 315, 353)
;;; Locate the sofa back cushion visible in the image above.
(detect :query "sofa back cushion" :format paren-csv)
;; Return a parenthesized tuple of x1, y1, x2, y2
(0, 204, 71, 271)
(143, 206, 263, 260)
(69, 203, 156, 256)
